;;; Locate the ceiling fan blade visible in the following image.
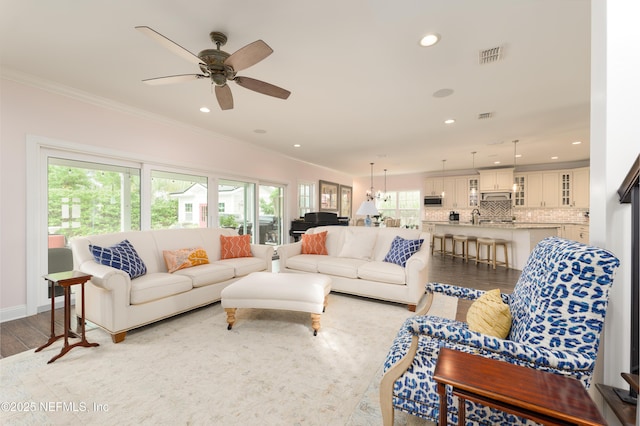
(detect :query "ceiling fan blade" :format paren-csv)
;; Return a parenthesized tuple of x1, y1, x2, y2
(215, 84, 234, 110)
(225, 40, 273, 72)
(142, 74, 207, 86)
(235, 76, 291, 100)
(135, 26, 202, 65)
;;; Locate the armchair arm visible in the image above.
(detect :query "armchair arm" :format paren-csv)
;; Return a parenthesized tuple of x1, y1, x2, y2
(277, 241, 302, 268)
(408, 316, 595, 373)
(426, 282, 512, 304)
(250, 244, 274, 272)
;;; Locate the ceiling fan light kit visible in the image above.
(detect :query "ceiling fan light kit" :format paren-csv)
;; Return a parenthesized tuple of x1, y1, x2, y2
(135, 26, 291, 110)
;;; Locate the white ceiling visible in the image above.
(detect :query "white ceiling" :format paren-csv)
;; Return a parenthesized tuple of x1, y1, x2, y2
(0, 0, 591, 178)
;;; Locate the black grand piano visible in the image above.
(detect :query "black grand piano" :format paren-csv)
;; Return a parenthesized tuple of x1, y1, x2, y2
(289, 212, 349, 241)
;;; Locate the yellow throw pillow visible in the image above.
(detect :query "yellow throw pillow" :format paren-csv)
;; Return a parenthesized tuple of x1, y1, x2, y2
(466, 289, 512, 339)
(163, 247, 209, 273)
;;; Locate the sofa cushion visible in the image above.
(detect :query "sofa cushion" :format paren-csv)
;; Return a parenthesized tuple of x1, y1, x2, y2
(215, 256, 269, 277)
(285, 254, 323, 273)
(317, 257, 368, 279)
(173, 263, 235, 288)
(467, 289, 512, 339)
(220, 234, 253, 259)
(338, 228, 377, 260)
(301, 231, 328, 255)
(383, 236, 424, 267)
(130, 272, 192, 304)
(163, 247, 210, 273)
(90, 239, 147, 279)
(357, 261, 406, 285)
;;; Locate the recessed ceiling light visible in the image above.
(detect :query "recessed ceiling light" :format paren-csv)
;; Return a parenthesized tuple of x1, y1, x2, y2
(551, 156, 559, 160)
(293, 144, 301, 148)
(494, 161, 501, 165)
(419, 33, 440, 47)
(444, 119, 456, 125)
(254, 129, 267, 134)
(199, 107, 210, 113)
(572, 141, 582, 145)
(515, 154, 522, 158)
(433, 88, 454, 98)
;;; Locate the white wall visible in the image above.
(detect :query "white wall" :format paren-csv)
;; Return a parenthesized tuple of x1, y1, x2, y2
(592, 1, 640, 424)
(0, 77, 351, 316)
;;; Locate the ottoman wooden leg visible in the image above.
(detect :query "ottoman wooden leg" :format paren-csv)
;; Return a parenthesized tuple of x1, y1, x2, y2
(225, 308, 237, 330)
(323, 295, 329, 312)
(311, 313, 321, 336)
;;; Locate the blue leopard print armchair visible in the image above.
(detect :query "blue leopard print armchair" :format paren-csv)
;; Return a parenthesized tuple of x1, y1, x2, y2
(380, 237, 620, 425)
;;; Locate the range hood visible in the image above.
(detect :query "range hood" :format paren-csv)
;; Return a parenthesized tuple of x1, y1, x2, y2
(481, 192, 512, 201)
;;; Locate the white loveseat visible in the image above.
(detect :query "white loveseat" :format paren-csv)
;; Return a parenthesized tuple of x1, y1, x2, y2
(277, 226, 430, 311)
(71, 228, 273, 342)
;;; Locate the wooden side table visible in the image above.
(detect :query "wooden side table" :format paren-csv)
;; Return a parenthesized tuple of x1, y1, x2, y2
(35, 271, 99, 363)
(433, 347, 606, 426)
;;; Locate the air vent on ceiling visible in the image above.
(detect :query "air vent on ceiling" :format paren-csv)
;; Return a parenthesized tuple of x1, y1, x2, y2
(478, 112, 493, 120)
(479, 46, 502, 64)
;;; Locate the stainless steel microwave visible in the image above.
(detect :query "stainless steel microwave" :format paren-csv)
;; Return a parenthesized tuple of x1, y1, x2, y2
(424, 196, 443, 207)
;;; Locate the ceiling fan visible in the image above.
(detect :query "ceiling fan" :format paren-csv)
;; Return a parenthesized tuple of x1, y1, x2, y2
(135, 26, 291, 110)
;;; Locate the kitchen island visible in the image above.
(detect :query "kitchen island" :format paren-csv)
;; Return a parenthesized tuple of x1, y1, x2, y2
(422, 221, 560, 270)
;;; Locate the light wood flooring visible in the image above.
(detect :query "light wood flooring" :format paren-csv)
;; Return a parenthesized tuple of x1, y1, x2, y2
(0, 253, 521, 359)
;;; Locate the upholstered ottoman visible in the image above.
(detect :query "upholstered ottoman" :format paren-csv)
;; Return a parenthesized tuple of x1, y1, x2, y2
(221, 272, 332, 335)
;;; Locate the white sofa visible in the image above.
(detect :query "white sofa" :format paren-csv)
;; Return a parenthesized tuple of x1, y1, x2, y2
(277, 226, 430, 311)
(71, 228, 273, 343)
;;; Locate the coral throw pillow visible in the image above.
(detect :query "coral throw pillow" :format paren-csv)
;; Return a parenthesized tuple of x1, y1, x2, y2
(301, 231, 328, 255)
(163, 247, 209, 273)
(466, 289, 512, 339)
(220, 234, 253, 260)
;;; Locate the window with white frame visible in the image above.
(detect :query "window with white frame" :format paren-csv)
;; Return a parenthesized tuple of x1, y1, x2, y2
(298, 182, 314, 218)
(376, 190, 421, 228)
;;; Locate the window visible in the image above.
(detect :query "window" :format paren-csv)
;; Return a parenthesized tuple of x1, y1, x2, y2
(376, 190, 421, 228)
(150, 170, 208, 229)
(298, 182, 314, 218)
(218, 179, 256, 239)
(259, 184, 284, 245)
(48, 158, 141, 240)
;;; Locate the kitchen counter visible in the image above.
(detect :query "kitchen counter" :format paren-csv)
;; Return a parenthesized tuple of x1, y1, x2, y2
(422, 221, 561, 270)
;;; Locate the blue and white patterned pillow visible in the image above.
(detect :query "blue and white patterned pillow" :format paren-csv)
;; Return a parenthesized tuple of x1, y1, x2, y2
(90, 239, 147, 279)
(383, 236, 424, 267)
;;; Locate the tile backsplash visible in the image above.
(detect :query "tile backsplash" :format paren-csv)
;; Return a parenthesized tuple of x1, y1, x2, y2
(424, 204, 589, 224)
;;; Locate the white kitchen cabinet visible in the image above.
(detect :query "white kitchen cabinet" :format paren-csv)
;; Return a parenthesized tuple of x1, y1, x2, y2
(513, 175, 526, 207)
(570, 167, 590, 208)
(424, 177, 444, 197)
(441, 176, 478, 209)
(525, 171, 560, 207)
(563, 224, 590, 243)
(479, 168, 514, 192)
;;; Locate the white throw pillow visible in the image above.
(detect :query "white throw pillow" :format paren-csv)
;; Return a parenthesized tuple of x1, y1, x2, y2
(338, 229, 377, 260)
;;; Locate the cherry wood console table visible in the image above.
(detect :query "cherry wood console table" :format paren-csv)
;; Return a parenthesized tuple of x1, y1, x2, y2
(433, 348, 606, 425)
(35, 271, 99, 363)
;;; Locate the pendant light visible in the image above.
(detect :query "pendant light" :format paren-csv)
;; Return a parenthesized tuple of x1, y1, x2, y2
(377, 168, 391, 202)
(441, 159, 446, 198)
(512, 140, 519, 192)
(470, 151, 477, 196)
(366, 162, 375, 201)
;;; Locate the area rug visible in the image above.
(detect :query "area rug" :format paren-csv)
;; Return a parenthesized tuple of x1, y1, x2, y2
(1, 293, 455, 425)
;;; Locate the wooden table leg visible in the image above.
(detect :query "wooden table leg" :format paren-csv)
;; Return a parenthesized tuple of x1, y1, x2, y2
(437, 382, 448, 426)
(458, 394, 466, 426)
(35, 279, 61, 352)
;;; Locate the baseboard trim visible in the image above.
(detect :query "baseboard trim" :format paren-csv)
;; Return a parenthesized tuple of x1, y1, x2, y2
(0, 304, 27, 323)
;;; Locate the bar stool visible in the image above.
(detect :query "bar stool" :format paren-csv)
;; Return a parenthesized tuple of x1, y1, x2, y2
(476, 237, 510, 269)
(443, 234, 454, 257)
(432, 233, 454, 256)
(452, 235, 478, 263)
(432, 233, 446, 255)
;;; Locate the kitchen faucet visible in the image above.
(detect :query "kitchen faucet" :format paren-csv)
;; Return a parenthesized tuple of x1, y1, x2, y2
(471, 208, 481, 225)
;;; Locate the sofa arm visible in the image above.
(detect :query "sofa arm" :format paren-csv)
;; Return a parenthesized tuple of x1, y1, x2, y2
(407, 316, 595, 374)
(76, 260, 130, 292)
(250, 244, 275, 272)
(276, 241, 302, 268)
(402, 245, 430, 305)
